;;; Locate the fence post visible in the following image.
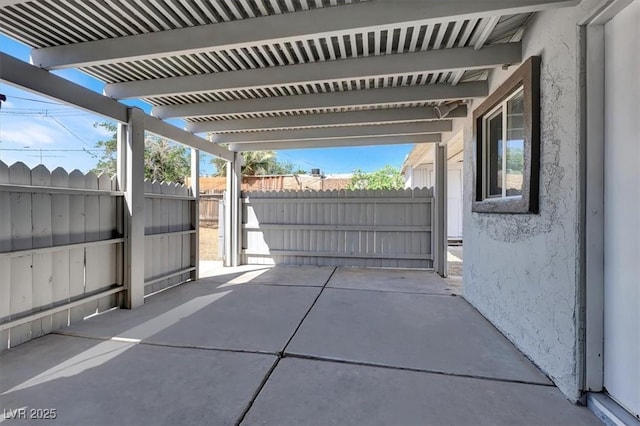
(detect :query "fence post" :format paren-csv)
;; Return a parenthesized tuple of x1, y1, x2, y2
(120, 107, 145, 308)
(224, 160, 233, 266)
(434, 143, 448, 277)
(224, 152, 242, 267)
(116, 123, 126, 308)
(233, 153, 242, 266)
(190, 149, 200, 281)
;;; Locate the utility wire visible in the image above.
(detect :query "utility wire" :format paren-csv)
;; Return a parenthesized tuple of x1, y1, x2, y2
(0, 148, 105, 152)
(1, 108, 92, 117)
(3, 95, 65, 105)
(46, 116, 95, 149)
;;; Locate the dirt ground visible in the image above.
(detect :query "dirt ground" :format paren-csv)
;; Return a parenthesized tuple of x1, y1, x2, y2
(199, 226, 220, 260)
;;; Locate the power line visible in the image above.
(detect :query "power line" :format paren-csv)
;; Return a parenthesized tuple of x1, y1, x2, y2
(0, 148, 105, 152)
(0, 108, 92, 117)
(47, 116, 95, 148)
(3, 95, 65, 105)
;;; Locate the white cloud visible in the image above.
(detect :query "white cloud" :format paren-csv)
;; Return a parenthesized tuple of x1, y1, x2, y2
(0, 116, 65, 146)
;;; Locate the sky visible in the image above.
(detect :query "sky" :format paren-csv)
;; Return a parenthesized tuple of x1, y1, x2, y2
(0, 34, 414, 176)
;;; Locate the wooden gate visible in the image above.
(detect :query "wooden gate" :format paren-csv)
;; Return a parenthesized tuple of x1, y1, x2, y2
(241, 188, 433, 268)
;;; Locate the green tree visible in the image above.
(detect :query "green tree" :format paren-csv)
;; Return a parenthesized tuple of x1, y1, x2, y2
(144, 136, 190, 183)
(346, 165, 405, 190)
(91, 122, 190, 184)
(506, 148, 524, 173)
(211, 150, 305, 176)
(92, 122, 118, 177)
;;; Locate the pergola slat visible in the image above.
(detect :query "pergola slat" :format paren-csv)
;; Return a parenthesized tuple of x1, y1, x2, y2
(187, 105, 467, 133)
(152, 81, 488, 118)
(228, 133, 442, 151)
(104, 43, 520, 99)
(29, 0, 576, 70)
(212, 121, 453, 144)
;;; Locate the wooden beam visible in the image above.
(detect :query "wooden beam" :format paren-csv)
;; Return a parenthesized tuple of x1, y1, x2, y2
(104, 43, 521, 99)
(0, 53, 232, 160)
(0, 52, 127, 123)
(144, 115, 233, 161)
(214, 121, 452, 144)
(187, 105, 467, 133)
(29, 0, 577, 70)
(229, 133, 442, 151)
(153, 81, 487, 119)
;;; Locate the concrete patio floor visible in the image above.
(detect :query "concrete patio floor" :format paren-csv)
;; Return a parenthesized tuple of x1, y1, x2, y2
(0, 266, 600, 425)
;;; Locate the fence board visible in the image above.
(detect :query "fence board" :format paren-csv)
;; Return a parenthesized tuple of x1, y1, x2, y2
(199, 193, 222, 227)
(241, 189, 433, 268)
(144, 180, 195, 294)
(9, 163, 33, 347)
(97, 173, 117, 311)
(30, 165, 53, 337)
(83, 172, 101, 318)
(0, 161, 122, 351)
(67, 170, 86, 324)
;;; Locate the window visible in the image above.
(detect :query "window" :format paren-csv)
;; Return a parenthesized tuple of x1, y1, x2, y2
(473, 56, 540, 214)
(484, 88, 525, 199)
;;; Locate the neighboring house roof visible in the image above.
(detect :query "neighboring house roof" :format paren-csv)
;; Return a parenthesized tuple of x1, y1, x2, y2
(402, 130, 465, 173)
(193, 174, 353, 192)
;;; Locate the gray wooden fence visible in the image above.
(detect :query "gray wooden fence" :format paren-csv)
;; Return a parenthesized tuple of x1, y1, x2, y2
(144, 180, 196, 296)
(0, 161, 123, 351)
(241, 188, 433, 268)
(0, 161, 198, 351)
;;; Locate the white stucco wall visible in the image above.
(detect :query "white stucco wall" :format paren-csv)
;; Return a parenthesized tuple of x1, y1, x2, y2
(461, 0, 599, 402)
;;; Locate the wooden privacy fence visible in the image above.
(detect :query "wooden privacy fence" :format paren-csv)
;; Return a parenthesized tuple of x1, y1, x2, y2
(0, 160, 198, 351)
(0, 161, 123, 350)
(199, 192, 223, 227)
(242, 188, 433, 268)
(144, 180, 197, 295)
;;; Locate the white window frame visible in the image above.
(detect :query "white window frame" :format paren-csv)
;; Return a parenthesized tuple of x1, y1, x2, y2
(482, 86, 525, 200)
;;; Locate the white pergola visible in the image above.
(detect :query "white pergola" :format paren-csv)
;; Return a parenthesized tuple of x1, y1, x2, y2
(0, 0, 578, 307)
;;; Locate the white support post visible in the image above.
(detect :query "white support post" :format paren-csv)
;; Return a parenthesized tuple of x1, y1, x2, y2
(122, 107, 145, 308)
(224, 159, 233, 267)
(116, 123, 127, 307)
(434, 143, 448, 277)
(232, 153, 243, 267)
(190, 149, 200, 281)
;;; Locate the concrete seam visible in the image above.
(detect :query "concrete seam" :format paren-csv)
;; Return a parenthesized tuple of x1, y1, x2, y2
(281, 266, 338, 354)
(50, 331, 278, 356)
(235, 357, 281, 426)
(207, 282, 324, 289)
(326, 285, 459, 297)
(458, 294, 557, 387)
(285, 352, 557, 388)
(237, 266, 338, 426)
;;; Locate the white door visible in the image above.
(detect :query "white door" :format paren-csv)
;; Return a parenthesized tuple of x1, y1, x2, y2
(447, 164, 463, 239)
(603, 0, 640, 417)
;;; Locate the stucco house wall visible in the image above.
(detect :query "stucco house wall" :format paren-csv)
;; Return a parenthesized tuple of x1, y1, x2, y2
(459, 0, 599, 402)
